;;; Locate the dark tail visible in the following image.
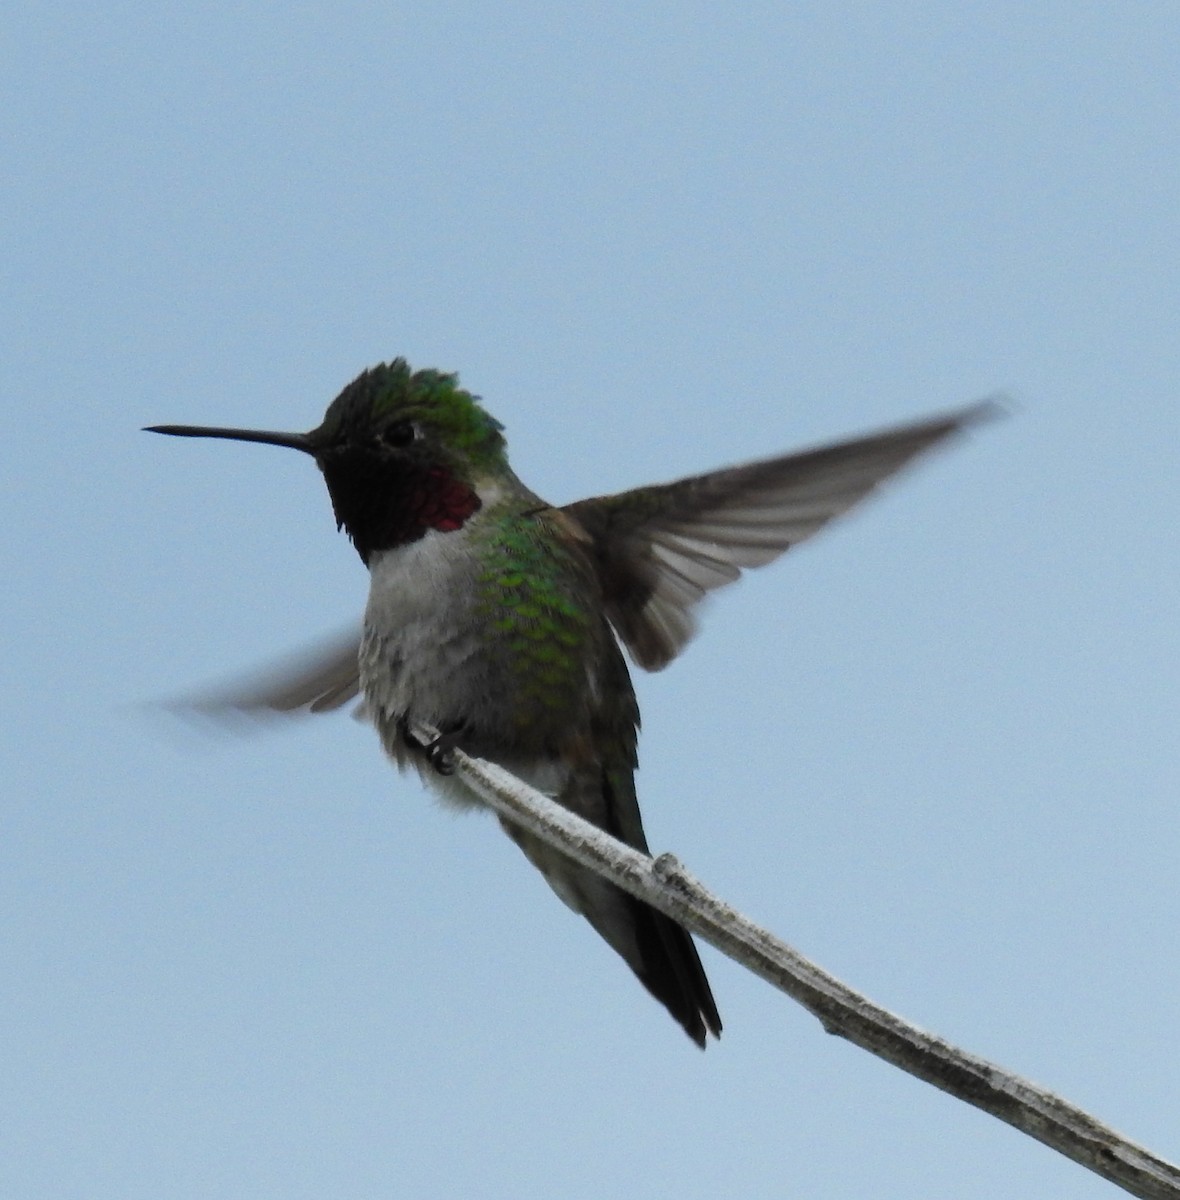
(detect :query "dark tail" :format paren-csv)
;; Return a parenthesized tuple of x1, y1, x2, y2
(626, 889, 721, 1047)
(499, 818, 722, 1047)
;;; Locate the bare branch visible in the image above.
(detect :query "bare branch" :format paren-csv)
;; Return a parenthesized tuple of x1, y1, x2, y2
(440, 736, 1180, 1200)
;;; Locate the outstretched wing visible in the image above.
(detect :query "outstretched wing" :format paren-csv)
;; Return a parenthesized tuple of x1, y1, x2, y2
(179, 628, 363, 716)
(563, 401, 997, 671)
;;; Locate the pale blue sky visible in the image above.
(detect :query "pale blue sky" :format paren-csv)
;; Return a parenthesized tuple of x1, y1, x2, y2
(3, 4, 1178, 1198)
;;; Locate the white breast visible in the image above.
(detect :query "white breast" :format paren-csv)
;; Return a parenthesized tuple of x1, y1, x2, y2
(359, 505, 574, 811)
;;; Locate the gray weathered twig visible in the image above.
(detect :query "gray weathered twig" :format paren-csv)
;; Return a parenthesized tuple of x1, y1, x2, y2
(436, 734, 1180, 1200)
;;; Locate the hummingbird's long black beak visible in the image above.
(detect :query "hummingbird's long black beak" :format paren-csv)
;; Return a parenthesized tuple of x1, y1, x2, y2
(144, 425, 315, 454)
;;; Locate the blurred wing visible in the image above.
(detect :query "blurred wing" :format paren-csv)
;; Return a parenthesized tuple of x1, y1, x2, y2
(182, 627, 363, 716)
(564, 401, 998, 671)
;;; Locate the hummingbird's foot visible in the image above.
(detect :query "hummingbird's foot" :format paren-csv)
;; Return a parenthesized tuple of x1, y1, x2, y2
(424, 726, 470, 775)
(397, 717, 466, 776)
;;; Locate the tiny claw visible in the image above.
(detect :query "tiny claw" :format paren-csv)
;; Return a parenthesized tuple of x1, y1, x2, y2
(398, 717, 465, 775)
(425, 729, 463, 776)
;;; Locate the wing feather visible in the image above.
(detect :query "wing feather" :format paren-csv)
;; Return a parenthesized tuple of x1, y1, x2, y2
(183, 629, 363, 717)
(565, 401, 997, 670)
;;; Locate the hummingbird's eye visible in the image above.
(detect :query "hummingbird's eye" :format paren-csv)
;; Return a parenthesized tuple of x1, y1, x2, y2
(382, 421, 416, 449)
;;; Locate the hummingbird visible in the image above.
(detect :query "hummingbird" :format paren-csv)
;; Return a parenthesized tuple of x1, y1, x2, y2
(147, 359, 993, 1047)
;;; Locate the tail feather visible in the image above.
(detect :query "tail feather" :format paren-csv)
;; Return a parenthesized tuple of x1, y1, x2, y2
(499, 818, 721, 1046)
(627, 891, 721, 1047)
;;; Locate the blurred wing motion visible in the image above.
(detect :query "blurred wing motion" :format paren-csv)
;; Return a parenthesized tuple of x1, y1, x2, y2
(185, 400, 999, 713)
(564, 400, 999, 670)
(181, 627, 363, 717)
